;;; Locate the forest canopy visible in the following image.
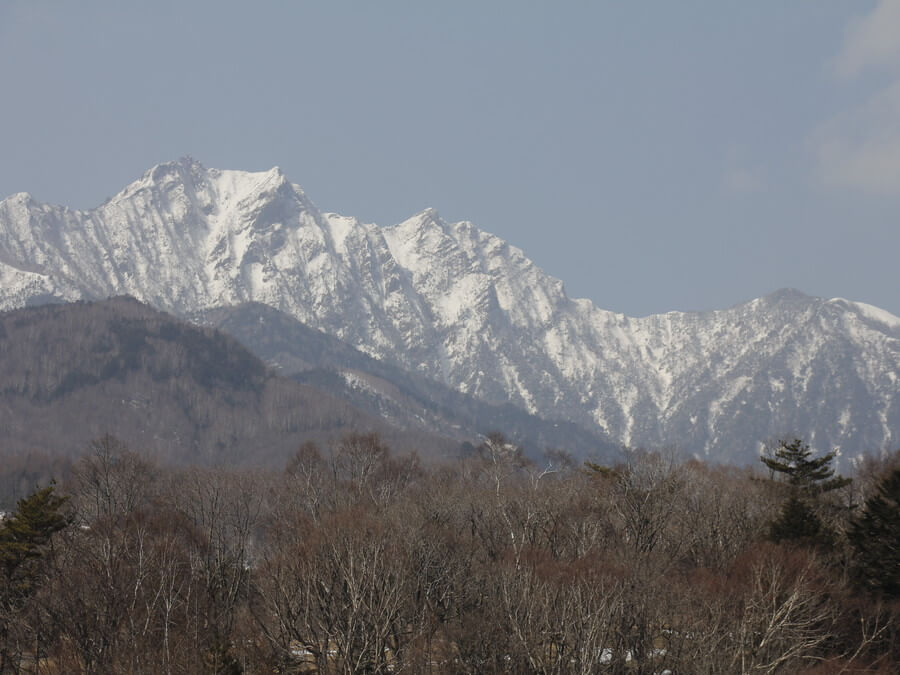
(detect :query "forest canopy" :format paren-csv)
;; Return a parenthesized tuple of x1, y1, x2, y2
(0, 434, 897, 673)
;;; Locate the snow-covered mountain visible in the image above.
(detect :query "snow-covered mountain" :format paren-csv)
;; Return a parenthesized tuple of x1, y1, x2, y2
(1, 158, 897, 463)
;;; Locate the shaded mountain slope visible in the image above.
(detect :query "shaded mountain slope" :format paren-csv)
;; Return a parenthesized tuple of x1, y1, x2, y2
(0, 297, 456, 465)
(194, 302, 620, 460)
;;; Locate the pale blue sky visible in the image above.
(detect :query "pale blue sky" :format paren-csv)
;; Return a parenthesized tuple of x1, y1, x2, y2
(1, 1, 898, 316)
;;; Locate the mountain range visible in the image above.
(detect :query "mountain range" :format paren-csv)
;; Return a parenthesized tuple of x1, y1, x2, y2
(0, 157, 896, 465)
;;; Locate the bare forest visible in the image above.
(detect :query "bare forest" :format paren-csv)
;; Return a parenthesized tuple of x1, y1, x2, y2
(1, 433, 898, 674)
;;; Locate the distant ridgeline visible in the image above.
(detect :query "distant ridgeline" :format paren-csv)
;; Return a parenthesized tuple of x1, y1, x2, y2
(0, 158, 896, 465)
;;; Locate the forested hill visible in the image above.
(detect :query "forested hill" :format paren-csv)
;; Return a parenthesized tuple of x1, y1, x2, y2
(0, 297, 453, 465)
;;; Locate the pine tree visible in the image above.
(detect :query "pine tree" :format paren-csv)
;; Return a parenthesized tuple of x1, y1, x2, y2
(761, 438, 851, 496)
(0, 483, 70, 581)
(769, 494, 828, 545)
(0, 483, 71, 671)
(848, 467, 900, 598)
(760, 439, 850, 546)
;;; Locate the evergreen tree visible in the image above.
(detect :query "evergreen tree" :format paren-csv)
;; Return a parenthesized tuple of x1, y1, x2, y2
(761, 438, 851, 496)
(848, 467, 900, 598)
(760, 438, 849, 546)
(1, 484, 70, 575)
(0, 483, 71, 671)
(769, 494, 828, 545)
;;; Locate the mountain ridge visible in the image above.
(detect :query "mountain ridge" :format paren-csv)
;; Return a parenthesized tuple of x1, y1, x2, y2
(192, 301, 620, 460)
(0, 158, 896, 463)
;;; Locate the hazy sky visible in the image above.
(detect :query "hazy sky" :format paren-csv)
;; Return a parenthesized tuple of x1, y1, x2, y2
(1, 1, 898, 317)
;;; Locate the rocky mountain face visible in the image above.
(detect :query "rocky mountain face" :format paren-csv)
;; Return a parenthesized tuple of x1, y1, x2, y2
(192, 302, 620, 460)
(0, 158, 897, 464)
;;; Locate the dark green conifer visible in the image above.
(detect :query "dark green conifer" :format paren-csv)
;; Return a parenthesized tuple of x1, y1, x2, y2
(848, 467, 900, 598)
(0, 483, 71, 670)
(761, 438, 851, 496)
(769, 493, 828, 545)
(760, 438, 849, 547)
(0, 483, 70, 578)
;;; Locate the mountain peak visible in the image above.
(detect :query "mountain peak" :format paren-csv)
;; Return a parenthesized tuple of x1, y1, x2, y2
(765, 288, 813, 303)
(753, 287, 818, 311)
(4, 192, 33, 205)
(129, 157, 207, 194)
(387, 207, 450, 243)
(118, 160, 298, 212)
(408, 207, 442, 226)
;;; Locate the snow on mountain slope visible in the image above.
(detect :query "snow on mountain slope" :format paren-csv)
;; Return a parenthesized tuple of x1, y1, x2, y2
(0, 158, 896, 463)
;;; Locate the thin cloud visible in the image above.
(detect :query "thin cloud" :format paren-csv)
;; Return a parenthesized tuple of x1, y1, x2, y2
(812, 79, 900, 194)
(835, 0, 900, 78)
(813, 1, 900, 194)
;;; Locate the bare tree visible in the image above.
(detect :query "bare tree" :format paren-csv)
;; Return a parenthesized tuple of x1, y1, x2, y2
(172, 467, 264, 672)
(71, 434, 156, 520)
(732, 547, 835, 674)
